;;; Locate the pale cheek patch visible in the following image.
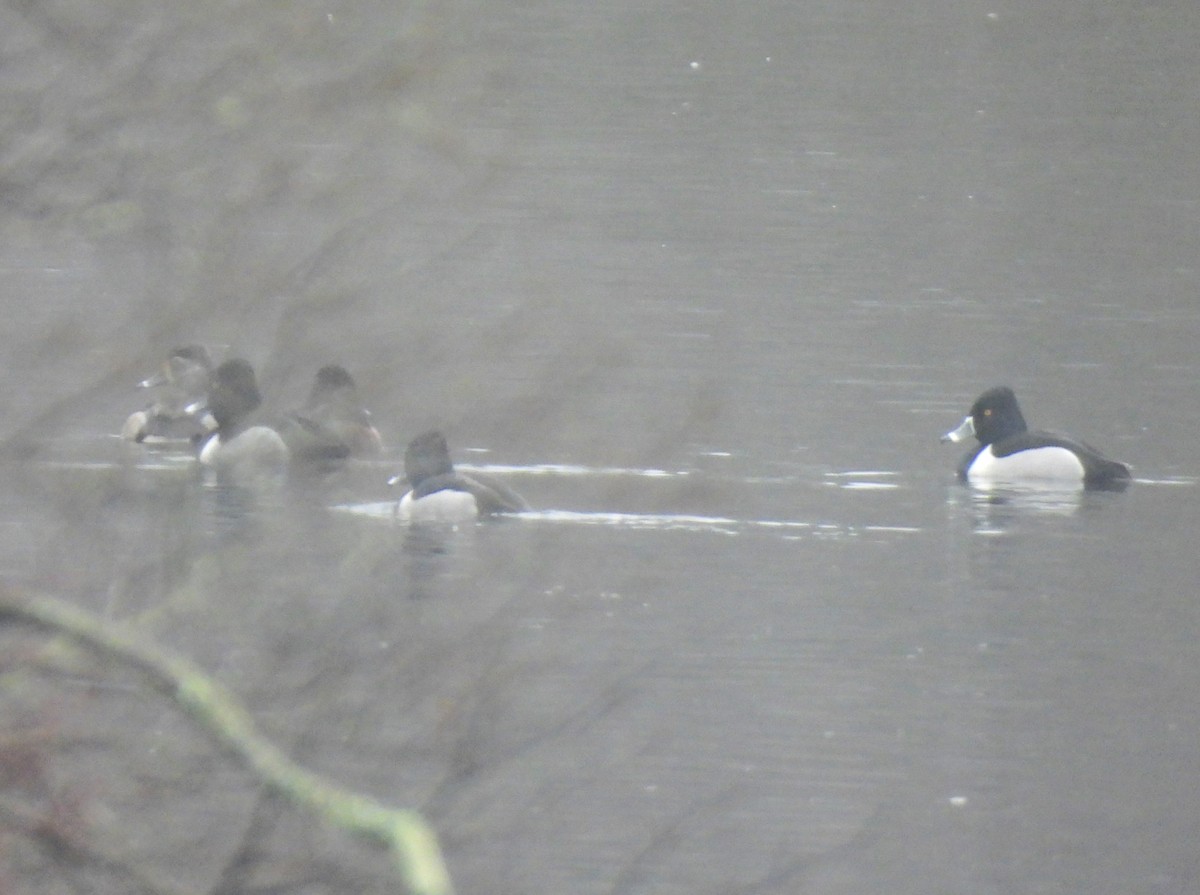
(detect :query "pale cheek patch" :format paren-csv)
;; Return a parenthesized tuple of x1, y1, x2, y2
(968, 446, 1085, 482)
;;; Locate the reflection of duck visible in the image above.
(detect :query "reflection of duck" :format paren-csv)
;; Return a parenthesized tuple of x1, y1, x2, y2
(963, 482, 1084, 518)
(122, 345, 216, 443)
(279, 365, 383, 463)
(198, 360, 289, 480)
(942, 386, 1131, 489)
(389, 430, 528, 523)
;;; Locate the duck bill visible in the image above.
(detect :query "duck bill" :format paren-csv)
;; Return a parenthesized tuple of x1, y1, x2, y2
(941, 415, 975, 444)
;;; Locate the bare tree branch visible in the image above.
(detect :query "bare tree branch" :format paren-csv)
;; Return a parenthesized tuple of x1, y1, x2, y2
(0, 584, 454, 895)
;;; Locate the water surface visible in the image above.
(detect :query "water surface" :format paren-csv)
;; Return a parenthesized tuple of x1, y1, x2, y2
(2, 1, 1199, 893)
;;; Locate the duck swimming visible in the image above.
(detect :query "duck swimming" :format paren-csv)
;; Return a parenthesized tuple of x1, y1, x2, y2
(198, 359, 289, 481)
(941, 386, 1131, 489)
(279, 365, 383, 463)
(122, 345, 216, 444)
(389, 430, 528, 523)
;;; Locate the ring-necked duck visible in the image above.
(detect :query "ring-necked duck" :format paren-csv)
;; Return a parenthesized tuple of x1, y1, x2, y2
(122, 345, 216, 443)
(388, 430, 528, 523)
(279, 365, 383, 463)
(198, 359, 289, 480)
(941, 386, 1131, 488)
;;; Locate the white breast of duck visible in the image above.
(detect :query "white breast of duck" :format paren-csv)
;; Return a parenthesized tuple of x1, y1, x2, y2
(396, 488, 478, 524)
(967, 444, 1086, 483)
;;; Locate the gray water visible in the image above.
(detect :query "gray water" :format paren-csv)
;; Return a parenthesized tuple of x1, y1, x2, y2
(2, 1, 1199, 893)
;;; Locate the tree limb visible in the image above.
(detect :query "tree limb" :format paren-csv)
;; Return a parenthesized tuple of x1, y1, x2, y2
(0, 584, 454, 895)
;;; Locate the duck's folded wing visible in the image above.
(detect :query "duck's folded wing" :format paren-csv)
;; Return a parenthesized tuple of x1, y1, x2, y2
(280, 413, 352, 461)
(412, 473, 528, 514)
(995, 429, 1131, 483)
(460, 473, 530, 514)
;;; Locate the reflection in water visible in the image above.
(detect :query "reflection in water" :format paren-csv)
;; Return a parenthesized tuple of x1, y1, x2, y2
(335, 501, 922, 541)
(461, 462, 687, 479)
(943, 478, 1144, 541)
(200, 479, 278, 545)
(399, 522, 477, 601)
(823, 471, 902, 491)
(950, 482, 1085, 530)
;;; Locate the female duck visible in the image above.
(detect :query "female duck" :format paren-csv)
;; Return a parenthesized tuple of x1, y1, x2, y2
(198, 359, 289, 481)
(389, 430, 528, 523)
(941, 386, 1130, 488)
(279, 365, 383, 463)
(122, 344, 215, 444)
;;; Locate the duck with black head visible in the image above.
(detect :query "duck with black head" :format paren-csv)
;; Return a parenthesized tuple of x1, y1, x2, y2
(942, 386, 1131, 489)
(198, 359, 289, 482)
(389, 430, 528, 523)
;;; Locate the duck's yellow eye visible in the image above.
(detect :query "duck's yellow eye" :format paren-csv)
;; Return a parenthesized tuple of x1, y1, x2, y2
(983, 408, 992, 417)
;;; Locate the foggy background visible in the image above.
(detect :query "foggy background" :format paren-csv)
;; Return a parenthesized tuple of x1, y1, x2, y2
(2, 1, 1198, 893)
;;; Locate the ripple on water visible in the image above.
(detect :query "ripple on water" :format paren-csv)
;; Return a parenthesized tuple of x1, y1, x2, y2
(334, 465, 922, 542)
